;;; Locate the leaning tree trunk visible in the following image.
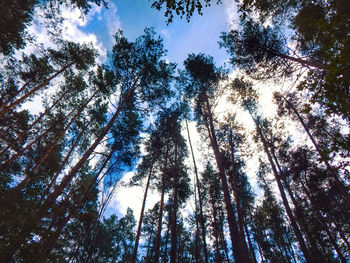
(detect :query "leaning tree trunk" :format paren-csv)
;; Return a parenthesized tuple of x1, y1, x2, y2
(16, 89, 99, 192)
(185, 120, 209, 263)
(41, 75, 140, 214)
(251, 114, 313, 263)
(0, 62, 74, 116)
(131, 161, 154, 263)
(282, 95, 350, 205)
(227, 129, 251, 260)
(7, 76, 141, 256)
(0, 88, 70, 156)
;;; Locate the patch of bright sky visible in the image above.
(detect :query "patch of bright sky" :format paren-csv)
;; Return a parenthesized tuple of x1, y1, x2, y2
(83, 0, 237, 67)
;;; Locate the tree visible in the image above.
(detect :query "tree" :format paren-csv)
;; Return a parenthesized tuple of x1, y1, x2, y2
(222, 0, 350, 120)
(181, 53, 251, 263)
(0, 0, 108, 55)
(151, 0, 222, 23)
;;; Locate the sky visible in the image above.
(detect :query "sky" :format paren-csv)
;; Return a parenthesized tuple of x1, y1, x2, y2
(62, 0, 238, 66)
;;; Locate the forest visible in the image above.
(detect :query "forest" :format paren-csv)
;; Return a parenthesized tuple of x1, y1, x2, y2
(0, 0, 349, 262)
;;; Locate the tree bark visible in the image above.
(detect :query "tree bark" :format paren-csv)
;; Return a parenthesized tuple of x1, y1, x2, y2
(131, 161, 154, 263)
(251, 113, 313, 263)
(185, 120, 209, 263)
(170, 143, 178, 263)
(41, 75, 140, 213)
(0, 62, 74, 117)
(282, 95, 350, 205)
(153, 143, 168, 263)
(203, 94, 251, 263)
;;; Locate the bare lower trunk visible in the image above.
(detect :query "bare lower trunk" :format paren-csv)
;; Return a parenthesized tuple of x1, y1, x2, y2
(131, 161, 154, 263)
(282, 95, 350, 205)
(185, 120, 209, 263)
(204, 95, 251, 263)
(153, 173, 165, 263)
(252, 115, 312, 263)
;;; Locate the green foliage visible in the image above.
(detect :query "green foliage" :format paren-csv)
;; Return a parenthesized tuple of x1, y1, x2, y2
(0, 0, 108, 55)
(151, 0, 222, 23)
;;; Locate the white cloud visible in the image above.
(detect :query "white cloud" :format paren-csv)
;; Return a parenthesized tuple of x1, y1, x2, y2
(223, 0, 239, 30)
(107, 171, 160, 220)
(105, 2, 122, 44)
(60, 6, 107, 61)
(160, 29, 170, 39)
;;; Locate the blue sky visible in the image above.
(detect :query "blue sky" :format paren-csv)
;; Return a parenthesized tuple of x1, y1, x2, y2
(80, 0, 237, 67)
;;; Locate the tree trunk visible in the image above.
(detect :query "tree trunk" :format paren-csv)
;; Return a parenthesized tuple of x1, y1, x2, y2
(193, 178, 201, 263)
(228, 129, 250, 258)
(0, 62, 74, 116)
(243, 221, 258, 263)
(15, 90, 99, 193)
(211, 199, 223, 263)
(131, 161, 154, 263)
(41, 75, 140, 213)
(153, 143, 168, 263)
(40, 152, 114, 259)
(185, 120, 209, 263)
(298, 172, 347, 263)
(252, 114, 313, 263)
(282, 95, 350, 205)
(170, 143, 178, 263)
(203, 94, 251, 263)
(263, 46, 325, 70)
(0, 88, 70, 156)
(1, 99, 79, 169)
(30, 90, 99, 173)
(40, 119, 92, 200)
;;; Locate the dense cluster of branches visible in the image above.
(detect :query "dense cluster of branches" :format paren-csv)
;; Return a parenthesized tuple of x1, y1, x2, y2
(0, 0, 349, 262)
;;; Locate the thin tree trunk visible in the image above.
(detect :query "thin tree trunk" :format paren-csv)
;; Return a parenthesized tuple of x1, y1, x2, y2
(2, 76, 141, 258)
(263, 46, 325, 69)
(218, 210, 230, 263)
(0, 79, 33, 111)
(251, 112, 313, 263)
(1, 100, 78, 169)
(0, 88, 70, 156)
(15, 90, 98, 192)
(145, 224, 155, 263)
(30, 89, 98, 173)
(163, 219, 171, 263)
(211, 199, 223, 263)
(243, 221, 258, 263)
(153, 143, 168, 263)
(228, 129, 250, 257)
(41, 75, 140, 213)
(203, 94, 251, 263)
(185, 119, 209, 263)
(0, 62, 74, 116)
(193, 175, 201, 263)
(40, 119, 92, 200)
(40, 152, 114, 258)
(131, 161, 154, 263)
(298, 173, 347, 263)
(282, 95, 350, 205)
(170, 143, 178, 263)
